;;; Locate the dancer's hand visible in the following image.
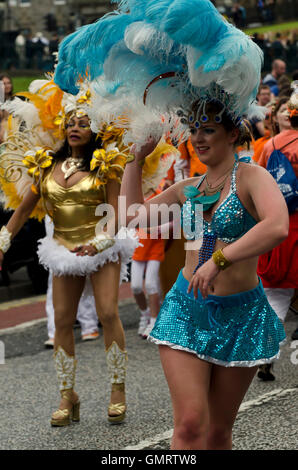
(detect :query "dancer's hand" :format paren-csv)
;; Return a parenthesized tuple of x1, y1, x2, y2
(187, 258, 220, 299)
(71, 245, 98, 256)
(130, 136, 159, 166)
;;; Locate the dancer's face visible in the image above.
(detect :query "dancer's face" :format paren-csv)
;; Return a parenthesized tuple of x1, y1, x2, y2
(65, 115, 92, 149)
(190, 122, 238, 165)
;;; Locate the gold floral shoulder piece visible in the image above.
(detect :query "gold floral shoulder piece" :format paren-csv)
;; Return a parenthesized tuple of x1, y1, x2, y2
(90, 146, 133, 186)
(22, 147, 54, 186)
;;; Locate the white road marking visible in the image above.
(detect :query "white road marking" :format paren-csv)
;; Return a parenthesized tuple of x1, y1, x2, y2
(0, 298, 132, 335)
(0, 318, 47, 335)
(238, 387, 297, 412)
(123, 387, 298, 450)
(0, 295, 46, 310)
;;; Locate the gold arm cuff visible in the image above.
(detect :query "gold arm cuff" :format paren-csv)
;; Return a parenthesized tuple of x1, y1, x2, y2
(89, 233, 115, 253)
(0, 226, 12, 253)
(212, 248, 232, 270)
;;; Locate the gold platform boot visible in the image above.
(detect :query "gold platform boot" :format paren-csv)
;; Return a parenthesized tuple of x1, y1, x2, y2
(51, 346, 80, 427)
(106, 341, 128, 424)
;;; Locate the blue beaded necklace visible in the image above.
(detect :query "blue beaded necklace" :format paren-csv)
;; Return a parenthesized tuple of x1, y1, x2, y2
(189, 154, 252, 273)
(183, 156, 241, 274)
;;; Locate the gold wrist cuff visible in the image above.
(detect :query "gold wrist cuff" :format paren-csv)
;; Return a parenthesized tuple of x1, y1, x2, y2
(90, 233, 115, 253)
(0, 226, 12, 254)
(212, 248, 232, 270)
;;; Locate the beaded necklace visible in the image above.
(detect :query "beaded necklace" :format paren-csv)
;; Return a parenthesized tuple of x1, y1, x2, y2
(183, 154, 252, 274)
(192, 160, 237, 274)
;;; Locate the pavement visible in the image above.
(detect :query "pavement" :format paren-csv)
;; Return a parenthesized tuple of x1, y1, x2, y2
(0, 268, 298, 452)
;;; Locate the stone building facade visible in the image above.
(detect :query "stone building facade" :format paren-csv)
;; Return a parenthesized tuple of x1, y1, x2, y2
(0, 0, 113, 36)
(0, 0, 295, 36)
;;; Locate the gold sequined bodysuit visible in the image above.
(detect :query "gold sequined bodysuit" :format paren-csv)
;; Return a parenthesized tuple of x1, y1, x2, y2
(41, 164, 105, 250)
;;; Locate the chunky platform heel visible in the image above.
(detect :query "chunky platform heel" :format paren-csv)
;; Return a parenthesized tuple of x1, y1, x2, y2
(106, 341, 128, 424)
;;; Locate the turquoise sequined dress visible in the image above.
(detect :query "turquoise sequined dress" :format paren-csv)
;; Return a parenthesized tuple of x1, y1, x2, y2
(149, 160, 286, 367)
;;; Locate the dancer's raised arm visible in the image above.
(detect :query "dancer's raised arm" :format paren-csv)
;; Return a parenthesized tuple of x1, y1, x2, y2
(121, 139, 188, 227)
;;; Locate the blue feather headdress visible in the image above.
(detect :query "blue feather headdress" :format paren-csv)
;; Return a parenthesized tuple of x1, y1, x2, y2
(54, 0, 265, 144)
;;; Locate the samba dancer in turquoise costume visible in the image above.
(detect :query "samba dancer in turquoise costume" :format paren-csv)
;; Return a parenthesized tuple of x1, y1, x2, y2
(54, 0, 288, 449)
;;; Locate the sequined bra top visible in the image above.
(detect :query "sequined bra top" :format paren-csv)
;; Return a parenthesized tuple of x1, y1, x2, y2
(182, 161, 257, 244)
(41, 164, 105, 250)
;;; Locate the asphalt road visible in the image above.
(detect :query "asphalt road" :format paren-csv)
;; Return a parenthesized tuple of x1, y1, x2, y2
(0, 300, 297, 452)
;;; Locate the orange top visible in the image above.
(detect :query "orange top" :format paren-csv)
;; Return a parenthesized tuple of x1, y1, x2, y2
(178, 138, 207, 176)
(258, 130, 298, 177)
(132, 192, 165, 262)
(252, 130, 271, 163)
(132, 235, 165, 262)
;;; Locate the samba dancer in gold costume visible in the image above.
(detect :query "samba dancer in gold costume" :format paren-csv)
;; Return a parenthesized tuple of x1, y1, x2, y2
(0, 78, 138, 425)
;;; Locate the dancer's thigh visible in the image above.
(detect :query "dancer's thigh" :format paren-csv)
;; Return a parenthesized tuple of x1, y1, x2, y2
(208, 364, 257, 430)
(90, 261, 121, 314)
(159, 346, 212, 422)
(52, 275, 86, 326)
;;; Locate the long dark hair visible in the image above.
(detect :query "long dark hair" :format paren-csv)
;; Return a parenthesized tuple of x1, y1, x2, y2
(54, 132, 103, 171)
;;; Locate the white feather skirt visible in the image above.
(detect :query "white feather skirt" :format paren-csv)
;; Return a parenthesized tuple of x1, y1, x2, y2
(37, 227, 139, 283)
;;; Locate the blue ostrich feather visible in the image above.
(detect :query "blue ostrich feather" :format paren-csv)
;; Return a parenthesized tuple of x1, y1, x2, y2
(161, 0, 226, 47)
(53, 0, 263, 122)
(55, 13, 132, 92)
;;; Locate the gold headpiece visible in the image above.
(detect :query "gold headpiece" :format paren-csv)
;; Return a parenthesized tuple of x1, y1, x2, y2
(53, 83, 92, 136)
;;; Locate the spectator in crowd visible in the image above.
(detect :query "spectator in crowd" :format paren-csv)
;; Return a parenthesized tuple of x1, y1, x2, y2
(271, 75, 293, 99)
(49, 33, 59, 56)
(258, 84, 272, 107)
(231, 3, 246, 28)
(25, 33, 35, 69)
(0, 74, 13, 102)
(263, 59, 286, 92)
(252, 103, 274, 163)
(32, 32, 49, 70)
(0, 74, 13, 143)
(269, 96, 293, 136)
(250, 84, 271, 140)
(286, 35, 298, 73)
(256, 0, 266, 22)
(49, 33, 60, 70)
(253, 32, 265, 50)
(15, 33, 26, 69)
(253, 32, 272, 71)
(257, 92, 298, 380)
(265, 0, 276, 23)
(270, 33, 285, 60)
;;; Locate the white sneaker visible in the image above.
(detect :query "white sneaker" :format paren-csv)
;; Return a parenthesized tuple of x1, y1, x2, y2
(44, 338, 54, 349)
(138, 309, 150, 336)
(142, 317, 157, 339)
(81, 331, 100, 341)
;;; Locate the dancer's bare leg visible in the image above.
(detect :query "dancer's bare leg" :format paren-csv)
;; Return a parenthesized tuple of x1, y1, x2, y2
(206, 365, 257, 449)
(90, 262, 126, 416)
(159, 346, 212, 450)
(52, 275, 86, 413)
